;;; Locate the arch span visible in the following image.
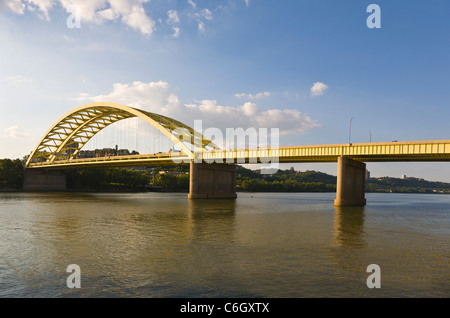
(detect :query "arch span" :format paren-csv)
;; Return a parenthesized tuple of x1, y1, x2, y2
(25, 102, 216, 167)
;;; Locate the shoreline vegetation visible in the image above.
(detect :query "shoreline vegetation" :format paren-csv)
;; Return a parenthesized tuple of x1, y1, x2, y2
(1, 158, 450, 194)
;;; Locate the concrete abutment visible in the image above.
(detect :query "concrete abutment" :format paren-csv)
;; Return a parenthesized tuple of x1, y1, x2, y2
(334, 156, 367, 207)
(23, 169, 67, 192)
(188, 162, 237, 199)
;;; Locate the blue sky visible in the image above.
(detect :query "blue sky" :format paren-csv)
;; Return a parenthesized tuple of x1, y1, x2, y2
(1, 0, 449, 181)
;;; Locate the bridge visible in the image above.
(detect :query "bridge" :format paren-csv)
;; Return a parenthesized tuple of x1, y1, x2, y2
(24, 102, 450, 206)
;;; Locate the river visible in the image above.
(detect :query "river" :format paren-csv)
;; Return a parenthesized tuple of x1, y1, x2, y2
(0, 192, 448, 298)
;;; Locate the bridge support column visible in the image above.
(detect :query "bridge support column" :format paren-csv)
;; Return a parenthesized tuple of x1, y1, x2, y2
(334, 157, 366, 207)
(23, 169, 67, 192)
(188, 162, 237, 199)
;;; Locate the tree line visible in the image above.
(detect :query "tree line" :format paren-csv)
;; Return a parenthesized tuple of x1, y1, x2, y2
(0, 158, 152, 192)
(239, 179, 335, 192)
(237, 167, 337, 192)
(66, 168, 150, 191)
(0, 159, 24, 190)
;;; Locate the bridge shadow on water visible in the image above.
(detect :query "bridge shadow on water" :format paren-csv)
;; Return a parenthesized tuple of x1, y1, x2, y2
(187, 199, 237, 217)
(333, 206, 366, 249)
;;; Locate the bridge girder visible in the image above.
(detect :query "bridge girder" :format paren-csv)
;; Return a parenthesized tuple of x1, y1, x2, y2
(26, 102, 216, 167)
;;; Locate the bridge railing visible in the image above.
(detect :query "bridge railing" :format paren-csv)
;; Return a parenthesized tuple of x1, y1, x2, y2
(27, 140, 450, 168)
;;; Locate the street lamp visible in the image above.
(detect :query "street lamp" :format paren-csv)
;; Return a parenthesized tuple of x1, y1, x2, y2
(348, 117, 354, 146)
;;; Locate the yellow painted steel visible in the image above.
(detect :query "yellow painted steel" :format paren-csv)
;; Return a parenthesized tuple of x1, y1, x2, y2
(26, 104, 450, 169)
(28, 141, 450, 169)
(27, 153, 190, 169)
(25, 102, 217, 167)
(201, 140, 450, 163)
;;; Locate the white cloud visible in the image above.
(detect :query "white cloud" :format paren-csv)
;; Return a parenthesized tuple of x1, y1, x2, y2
(198, 20, 206, 33)
(77, 81, 181, 115)
(97, 7, 120, 21)
(310, 82, 329, 97)
(4, 0, 156, 35)
(255, 109, 318, 136)
(244, 0, 250, 7)
(187, 0, 196, 9)
(2, 0, 228, 37)
(166, 9, 180, 24)
(0, 0, 25, 14)
(75, 81, 320, 138)
(120, 3, 154, 35)
(166, 9, 180, 37)
(4, 75, 34, 84)
(2, 125, 31, 138)
(235, 92, 270, 100)
(26, 0, 55, 20)
(187, 5, 213, 34)
(241, 102, 258, 116)
(172, 27, 180, 38)
(198, 8, 212, 20)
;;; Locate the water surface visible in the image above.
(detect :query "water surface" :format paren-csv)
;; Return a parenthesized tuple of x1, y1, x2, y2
(0, 192, 448, 297)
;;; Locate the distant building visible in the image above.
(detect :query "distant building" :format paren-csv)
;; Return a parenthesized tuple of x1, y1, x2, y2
(65, 142, 79, 156)
(401, 175, 407, 180)
(159, 171, 188, 176)
(365, 169, 371, 180)
(78, 147, 139, 158)
(117, 149, 131, 156)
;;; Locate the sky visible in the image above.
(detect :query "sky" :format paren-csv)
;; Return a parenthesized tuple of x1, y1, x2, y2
(0, 0, 449, 181)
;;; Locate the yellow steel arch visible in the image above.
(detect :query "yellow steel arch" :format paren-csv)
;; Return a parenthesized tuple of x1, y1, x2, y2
(25, 102, 216, 167)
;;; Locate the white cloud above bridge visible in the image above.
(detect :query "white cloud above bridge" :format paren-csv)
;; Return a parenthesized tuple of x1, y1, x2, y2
(76, 81, 320, 136)
(235, 92, 271, 100)
(2, 125, 30, 139)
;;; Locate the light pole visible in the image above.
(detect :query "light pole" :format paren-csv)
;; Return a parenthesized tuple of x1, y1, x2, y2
(348, 117, 354, 145)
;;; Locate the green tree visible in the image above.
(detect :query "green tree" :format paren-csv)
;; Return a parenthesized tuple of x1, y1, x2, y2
(0, 159, 24, 189)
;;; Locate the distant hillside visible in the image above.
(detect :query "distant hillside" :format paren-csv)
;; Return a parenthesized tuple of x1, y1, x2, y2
(366, 177, 450, 194)
(237, 166, 336, 192)
(120, 164, 450, 194)
(236, 166, 450, 194)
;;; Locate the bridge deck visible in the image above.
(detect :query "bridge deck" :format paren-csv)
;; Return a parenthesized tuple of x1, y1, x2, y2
(27, 140, 450, 169)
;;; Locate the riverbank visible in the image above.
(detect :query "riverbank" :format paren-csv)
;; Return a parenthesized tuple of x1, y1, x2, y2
(2, 159, 450, 194)
(4, 188, 449, 195)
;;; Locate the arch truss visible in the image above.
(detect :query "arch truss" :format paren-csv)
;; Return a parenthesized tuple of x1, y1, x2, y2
(26, 102, 217, 167)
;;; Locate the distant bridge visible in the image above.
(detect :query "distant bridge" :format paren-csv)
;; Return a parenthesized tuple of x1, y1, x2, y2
(24, 102, 450, 206)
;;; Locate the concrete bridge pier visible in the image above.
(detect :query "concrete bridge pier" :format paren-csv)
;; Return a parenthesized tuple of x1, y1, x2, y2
(23, 169, 67, 191)
(188, 162, 237, 199)
(334, 156, 367, 207)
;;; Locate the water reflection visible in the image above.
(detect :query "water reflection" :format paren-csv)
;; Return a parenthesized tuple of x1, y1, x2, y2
(3, 192, 448, 297)
(188, 199, 237, 218)
(187, 199, 237, 242)
(12, 194, 241, 296)
(333, 206, 366, 248)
